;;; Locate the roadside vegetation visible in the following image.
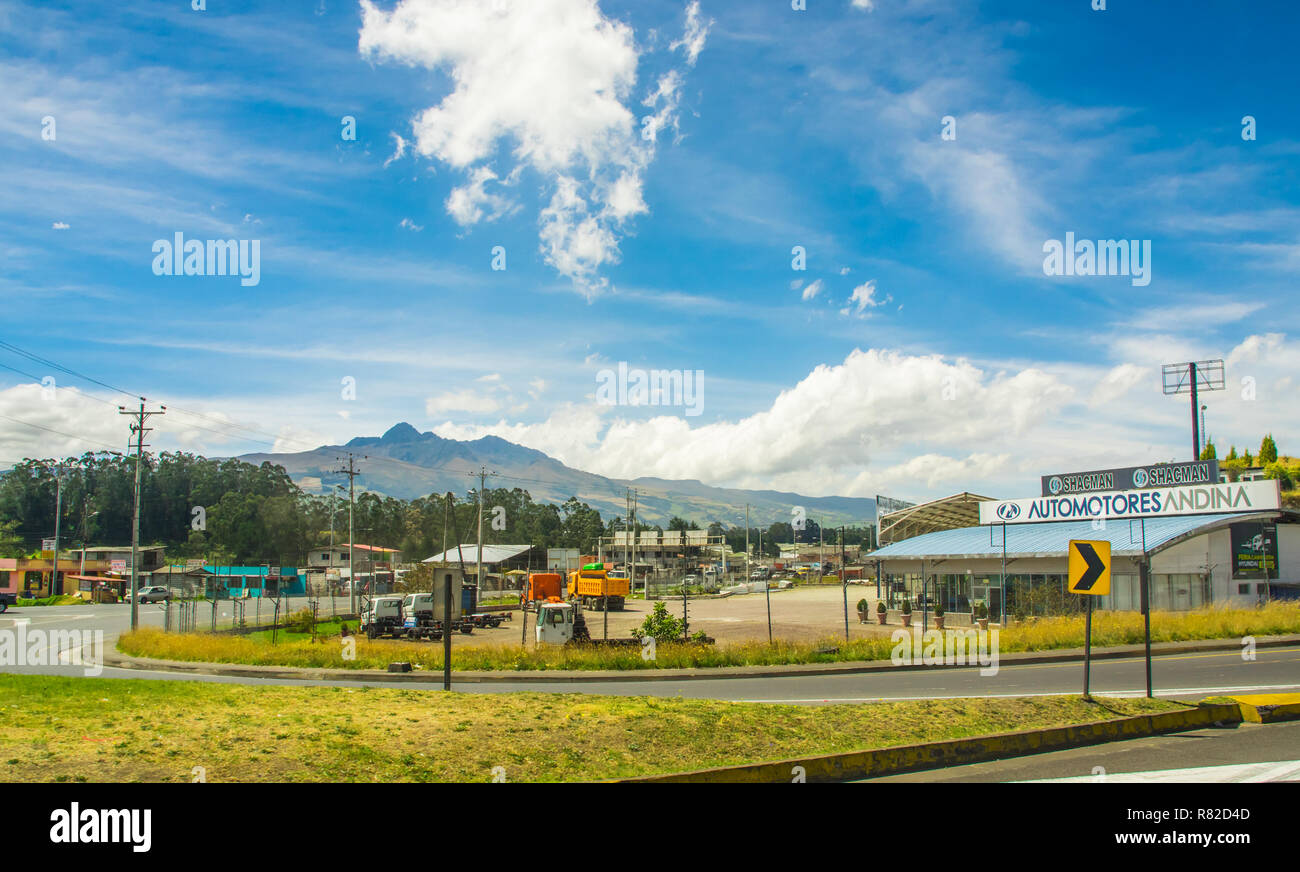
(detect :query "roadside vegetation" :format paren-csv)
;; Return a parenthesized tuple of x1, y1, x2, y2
(8, 594, 86, 607)
(117, 602, 1300, 672)
(0, 674, 1185, 782)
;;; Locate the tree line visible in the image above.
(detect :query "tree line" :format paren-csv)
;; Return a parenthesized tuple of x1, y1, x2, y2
(0, 451, 848, 564)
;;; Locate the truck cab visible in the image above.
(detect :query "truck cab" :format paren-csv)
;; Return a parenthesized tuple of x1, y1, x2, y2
(536, 602, 575, 645)
(402, 593, 433, 632)
(361, 595, 405, 639)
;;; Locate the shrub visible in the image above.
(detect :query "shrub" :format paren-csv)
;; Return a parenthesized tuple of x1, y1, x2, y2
(933, 601, 945, 617)
(633, 602, 684, 642)
(876, 599, 887, 614)
(285, 607, 316, 635)
(900, 599, 912, 615)
(856, 598, 869, 612)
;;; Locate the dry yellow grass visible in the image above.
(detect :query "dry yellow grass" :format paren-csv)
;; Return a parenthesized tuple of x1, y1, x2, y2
(117, 602, 1300, 672)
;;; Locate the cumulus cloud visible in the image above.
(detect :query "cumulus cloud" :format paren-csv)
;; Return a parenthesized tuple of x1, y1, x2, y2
(434, 348, 1076, 496)
(360, 0, 707, 298)
(430, 333, 1300, 499)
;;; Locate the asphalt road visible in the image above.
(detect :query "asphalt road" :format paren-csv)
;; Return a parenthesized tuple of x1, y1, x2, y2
(3, 604, 1297, 702)
(859, 720, 1300, 783)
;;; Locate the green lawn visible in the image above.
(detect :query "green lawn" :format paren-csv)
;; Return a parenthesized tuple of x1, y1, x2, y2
(0, 674, 1184, 783)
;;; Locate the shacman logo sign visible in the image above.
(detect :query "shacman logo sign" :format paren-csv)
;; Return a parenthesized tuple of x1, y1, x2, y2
(980, 480, 1281, 525)
(1068, 540, 1111, 595)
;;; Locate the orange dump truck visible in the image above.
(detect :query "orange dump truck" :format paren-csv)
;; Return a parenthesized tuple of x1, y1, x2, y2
(567, 563, 628, 611)
(525, 572, 564, 609)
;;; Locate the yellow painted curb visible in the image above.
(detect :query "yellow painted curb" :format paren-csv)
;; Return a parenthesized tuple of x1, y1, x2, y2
(1229, 693, 1300, 724)
(622, 702, 1243, 783)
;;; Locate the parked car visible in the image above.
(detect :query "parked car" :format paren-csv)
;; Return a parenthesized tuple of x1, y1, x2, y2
(125, 585, 171, 604)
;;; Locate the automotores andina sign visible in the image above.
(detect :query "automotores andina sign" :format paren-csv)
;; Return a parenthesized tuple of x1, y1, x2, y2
(982, 479, 1280, 525)
(1041, 460, 1219, 497)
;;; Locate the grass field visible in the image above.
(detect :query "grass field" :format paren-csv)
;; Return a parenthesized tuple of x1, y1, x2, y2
(0, 674, 1185, 782)
(117, 602, 1300, 672)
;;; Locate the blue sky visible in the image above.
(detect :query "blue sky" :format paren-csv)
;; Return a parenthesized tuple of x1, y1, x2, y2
(1, 0, 1297, 501)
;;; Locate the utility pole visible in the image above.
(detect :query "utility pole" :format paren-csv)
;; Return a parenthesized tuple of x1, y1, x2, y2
(333, 454, 364, 615)
(119, 400, 164, 630)
(626, 488, 631, 597)
(443, 492, 454, 691)
(819, 519, 824, 583)
(744, 504, 750, 583)
(469, 466, 497, 609)
(840, 526, 849, 642)
(49, 463, 63, 596)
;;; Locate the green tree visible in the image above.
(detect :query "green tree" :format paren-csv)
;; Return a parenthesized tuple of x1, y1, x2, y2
(1260, 434, 1279, 464)
(1200, 439, 1217, 460)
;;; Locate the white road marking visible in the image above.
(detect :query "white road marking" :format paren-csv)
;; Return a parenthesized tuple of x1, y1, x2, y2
(1021, 760, 1300, 783)
(736, 683, 1300, 704)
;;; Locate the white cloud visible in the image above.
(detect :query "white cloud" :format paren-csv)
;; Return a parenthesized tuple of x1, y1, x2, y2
(851, 0, 875, 10)
(801, 278, 823, 301)
(670, 1, 712, 66)
(399, 217, 423, 231)
(444, 166, 512, 227)
(425, 334, 1300, 499)
(841, 279, 889, 316)
(425, 389, 501, 416)
(51, 221, 69, 230)
(359, 0, 707, 297)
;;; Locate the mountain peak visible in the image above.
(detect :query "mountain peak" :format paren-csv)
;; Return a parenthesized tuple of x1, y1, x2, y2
(380, 422, 423, 443)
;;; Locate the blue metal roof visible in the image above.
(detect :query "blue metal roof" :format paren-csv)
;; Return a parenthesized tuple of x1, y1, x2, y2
(870, 512, 1281, 560)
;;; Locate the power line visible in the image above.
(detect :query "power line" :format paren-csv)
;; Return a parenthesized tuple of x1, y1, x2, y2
(0, 413, 121, 452)
(0, 338, 321, 452)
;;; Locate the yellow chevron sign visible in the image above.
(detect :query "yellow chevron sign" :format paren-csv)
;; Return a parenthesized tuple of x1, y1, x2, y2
(1068, 540, 1111, 595)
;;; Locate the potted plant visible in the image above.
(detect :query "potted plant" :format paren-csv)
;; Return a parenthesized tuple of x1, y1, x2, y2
(856, 598, 870, 623)
(974, 601, 989, 631)
(933, 599, 945, 630)
(876, 599, 888, 625)
(900, 598, 912, 628)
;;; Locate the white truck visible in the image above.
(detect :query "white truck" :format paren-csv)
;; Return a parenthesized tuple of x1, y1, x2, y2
(360, 595, 405, 639)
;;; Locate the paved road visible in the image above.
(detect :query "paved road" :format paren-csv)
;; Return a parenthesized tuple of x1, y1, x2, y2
(3, 605, 1297, 702)
(860, 720, 1300, 783)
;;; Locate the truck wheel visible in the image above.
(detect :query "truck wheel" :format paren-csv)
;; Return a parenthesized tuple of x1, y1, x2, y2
(460, 625, 473, 635)
(0, 601, 6, 614)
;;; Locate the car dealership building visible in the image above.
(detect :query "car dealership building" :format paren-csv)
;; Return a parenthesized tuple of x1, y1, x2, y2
(869, 464, 1292, 620)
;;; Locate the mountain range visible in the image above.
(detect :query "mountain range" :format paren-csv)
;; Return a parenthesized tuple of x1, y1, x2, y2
(238, 422, 878, 528)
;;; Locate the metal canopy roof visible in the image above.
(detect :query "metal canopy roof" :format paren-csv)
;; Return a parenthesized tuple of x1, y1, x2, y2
(422, 544, 534, 565)
(878, 492, 998, 544)
(870, 512, 1287, 560)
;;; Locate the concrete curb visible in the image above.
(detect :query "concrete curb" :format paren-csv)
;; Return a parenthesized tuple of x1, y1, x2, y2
(620, 702, 1247, 783)
(105, 633, 1300, 684)
(1230, 692, 1300, 724)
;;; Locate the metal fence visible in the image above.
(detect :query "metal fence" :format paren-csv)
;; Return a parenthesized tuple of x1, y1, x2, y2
(157, 589, 354, 634)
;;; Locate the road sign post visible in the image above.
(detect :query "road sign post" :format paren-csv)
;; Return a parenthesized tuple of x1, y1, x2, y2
(1069, 539, 1111, 699)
